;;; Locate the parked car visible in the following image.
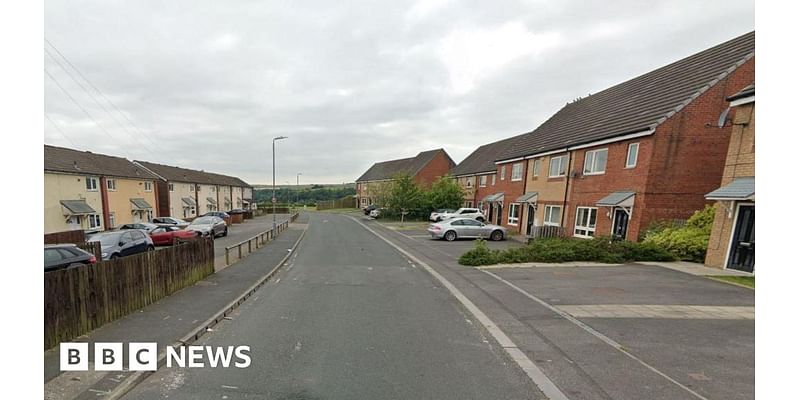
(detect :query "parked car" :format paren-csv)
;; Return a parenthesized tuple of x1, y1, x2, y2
(88, 230, 155, 260)
(201, 211, 231, 225)
(427, 218, 506, 241)
(149, 226, 198, 246)
(187, 216, 228, 238)
(44, 244, 97, 272)
(429, 208, 457, 222)
(438, 207, 486, 222)
(363, 204, 378, 215)
(119, 222, 159, 233)
(369, 208, 383, 218)
(151, 217, 190, 228)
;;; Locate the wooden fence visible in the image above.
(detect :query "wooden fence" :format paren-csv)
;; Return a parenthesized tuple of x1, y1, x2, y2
(44, 230, 86, 244)
(44, 238, 215, 350)
(76, 241, 102, 259)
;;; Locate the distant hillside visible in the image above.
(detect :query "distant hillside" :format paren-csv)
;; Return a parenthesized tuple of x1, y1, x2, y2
(252, 182, 355, 190)
(253, 183, 356, 205)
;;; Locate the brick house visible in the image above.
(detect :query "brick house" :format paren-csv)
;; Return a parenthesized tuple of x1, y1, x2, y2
(494, 31, 754, 240)
(449, 136, 521, 210)
(355, 149, 455, 208)
(704, 84, 755, 272)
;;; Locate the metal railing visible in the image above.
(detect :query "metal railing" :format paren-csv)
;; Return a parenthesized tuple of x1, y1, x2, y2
(527, 225, 566, 240)
(224, 212, 300, 265)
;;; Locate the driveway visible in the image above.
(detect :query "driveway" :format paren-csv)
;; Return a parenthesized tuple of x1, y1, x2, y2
(367, 218, 755, 400)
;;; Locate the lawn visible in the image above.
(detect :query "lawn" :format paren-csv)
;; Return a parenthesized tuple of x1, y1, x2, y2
(707, 275, 755, 288)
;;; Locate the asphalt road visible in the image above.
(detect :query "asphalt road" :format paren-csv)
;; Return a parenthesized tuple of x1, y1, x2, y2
(124, 212, 544, 399)
(212, 214, 291, 270)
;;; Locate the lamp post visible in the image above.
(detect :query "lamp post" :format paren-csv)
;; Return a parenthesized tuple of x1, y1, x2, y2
(272, 136, 288, 232)
(296, 172, 302, 209)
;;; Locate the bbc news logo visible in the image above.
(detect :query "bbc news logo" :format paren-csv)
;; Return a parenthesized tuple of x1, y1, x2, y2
(60, 343, 251, 371)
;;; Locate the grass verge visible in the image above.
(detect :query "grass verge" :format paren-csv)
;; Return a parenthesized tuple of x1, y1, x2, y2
(707, 275, 755, 288)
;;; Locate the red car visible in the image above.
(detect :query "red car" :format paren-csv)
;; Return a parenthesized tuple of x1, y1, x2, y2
(149, 226, 198, 246)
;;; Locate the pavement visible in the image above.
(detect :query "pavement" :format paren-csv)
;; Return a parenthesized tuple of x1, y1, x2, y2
(123, 212, 545, 400)
(44, 214, 303, 399)
(359, 216, 755, 400)
(212, 214, 292, 270)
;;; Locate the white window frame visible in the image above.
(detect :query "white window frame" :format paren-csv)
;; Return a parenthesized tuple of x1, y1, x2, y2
(108, 212, 116, 228)
(533, 159, 541, 177)
(511, 162, 523, 181)
(626, 143, 639, 168)
(574, 206, 598, 238)
(86, 177, 99, 191)
(106, 179, 116, 191)
(168, 183, 174, 192)
(508, 203, 520, 225)
(144, 181, 153, 192)
(500, 165, 506, 180)
(543, 205, 561, 226)
(479, 175, 487, 187)
(146, 210, 154, 221)
(548, 156, 567, 178)
(583, 148, 608, 175)
(88, 214, 102, 230)
(491, 175, 496, 185)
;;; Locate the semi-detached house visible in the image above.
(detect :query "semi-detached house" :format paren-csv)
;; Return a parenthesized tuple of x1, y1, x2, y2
(355, 149, 455, 208)
(490, 31, 754, 240)
(44, 145, 160, 234)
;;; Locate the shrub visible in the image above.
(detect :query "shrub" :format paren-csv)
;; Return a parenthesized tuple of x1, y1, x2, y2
(458, 236, 676, 266)
(643, 206, 715, 262)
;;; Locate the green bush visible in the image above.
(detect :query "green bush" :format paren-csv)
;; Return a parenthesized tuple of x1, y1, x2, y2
(458, 236, 675, 266)
(643, 205, 715, 263)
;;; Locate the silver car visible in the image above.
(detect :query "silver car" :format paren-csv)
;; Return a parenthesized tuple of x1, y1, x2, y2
(428, 217, 507, 241)
(186, 216, 228, 238)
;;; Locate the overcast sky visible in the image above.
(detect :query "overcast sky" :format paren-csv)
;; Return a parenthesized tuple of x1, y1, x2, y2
(44, 0, 753, 185)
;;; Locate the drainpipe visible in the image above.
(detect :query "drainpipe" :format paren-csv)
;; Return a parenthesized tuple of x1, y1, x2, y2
(99, 176, 110, 230)
(560, 152, 572, 228)
(153, 179, 160, 218)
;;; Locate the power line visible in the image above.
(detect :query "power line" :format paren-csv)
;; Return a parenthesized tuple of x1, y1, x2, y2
(44, 38, 162, 151)
(44, 113, 79, 147)
(43, 44, 158, 157)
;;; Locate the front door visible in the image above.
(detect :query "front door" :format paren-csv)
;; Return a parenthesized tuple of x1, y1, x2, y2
(612, 208, 630, 240)
(496, 204, 503, 225)
(526, 204, 535, 235)
(728, 205, 755, 272)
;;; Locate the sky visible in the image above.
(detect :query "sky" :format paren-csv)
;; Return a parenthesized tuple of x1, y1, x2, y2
(43, 0, 754, 185)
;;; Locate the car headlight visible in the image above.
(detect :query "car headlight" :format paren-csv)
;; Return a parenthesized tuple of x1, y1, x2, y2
(101, 252, 108, 257)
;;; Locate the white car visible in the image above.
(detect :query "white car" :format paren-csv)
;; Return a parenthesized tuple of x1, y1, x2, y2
(439, 207, 485, 222)
(429, 208, 456, 222)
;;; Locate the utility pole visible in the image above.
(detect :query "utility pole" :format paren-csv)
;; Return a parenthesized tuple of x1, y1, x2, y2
(272, 136, 288, 232)
(296, 172, 302, 209)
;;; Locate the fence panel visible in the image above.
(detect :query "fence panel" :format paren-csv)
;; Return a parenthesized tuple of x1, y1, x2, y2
(528, 225, 567, 240)
(76, 242, 102, 259)
(44, 230, 86, 244)
(44, 238, 214, 350)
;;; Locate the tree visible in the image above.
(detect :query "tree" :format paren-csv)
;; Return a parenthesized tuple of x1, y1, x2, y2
(425, 175, 464, 211)
(385, 173, 424, 218)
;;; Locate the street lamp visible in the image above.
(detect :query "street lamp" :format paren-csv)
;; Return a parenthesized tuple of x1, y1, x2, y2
(272, 136, 288, 232)
(296, 172, 302, 209)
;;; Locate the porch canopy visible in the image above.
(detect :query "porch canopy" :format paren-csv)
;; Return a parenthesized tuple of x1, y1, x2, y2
(130, 198, 153, 210)
(596, 191, 635, 207)
(482, 192, 504, 203)
(182, 197, 196, 207)
(516, 192, 539, 203)
(705, 177, 755, 201)
(60, 199, 95, 215)
(206, 197, 217, 205)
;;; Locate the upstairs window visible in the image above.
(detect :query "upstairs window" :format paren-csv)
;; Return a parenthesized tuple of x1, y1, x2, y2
(168, 183, 174, 192)
(549, 156, 567, 178)
(144, 181, 153, 192)
(584, 148, 608, 175)
(500, 165, 506, 180)
(85, 177, 99, 191)
(532, 159, 541, 177)
(106, 179, 116, 191)
(491, 175, 496, 185)
(479, 175, 487, 187)
(511, 163, 523, 181)
(626, 143, 639, 168)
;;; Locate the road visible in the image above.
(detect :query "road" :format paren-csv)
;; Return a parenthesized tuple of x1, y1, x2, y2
(211, 214, 291, 270)
(125, 212, 543, 399)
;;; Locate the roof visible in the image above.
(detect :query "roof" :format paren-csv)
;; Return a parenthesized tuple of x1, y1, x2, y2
(206, 197, 217, 205)
(135, 160, 252, 188)
(45, 145, 158, 180)
(596, 191, 636, 207)
(516, 192, 539, 203)
(356, 149, 455, 182)
(482, 192, 504, 202)
(130, 198, 153, 210)
(60, 199, 96, 215)
(727, 83, 755, 102)
(705, 177, 755, 200)
(498, 31, 755, 161)
(450, 135, 525, 177)
(181, 197, 196, 207)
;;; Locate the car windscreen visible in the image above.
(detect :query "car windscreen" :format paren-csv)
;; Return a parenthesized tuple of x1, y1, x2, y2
(89, 233, 120, 246)
(192, 217, 214, 225)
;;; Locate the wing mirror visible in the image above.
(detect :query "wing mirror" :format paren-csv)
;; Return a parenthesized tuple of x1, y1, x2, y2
(118, 241, 125, 247)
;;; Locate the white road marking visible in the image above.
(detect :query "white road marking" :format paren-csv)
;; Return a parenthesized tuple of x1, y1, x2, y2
(482, 269, 711, 400)
(350, 217, 569, 400)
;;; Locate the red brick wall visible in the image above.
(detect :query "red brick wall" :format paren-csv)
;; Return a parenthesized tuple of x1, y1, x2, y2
(414, 151, 456, 188)
(492, 160, 528, 234)
(474, 173, 497, 216)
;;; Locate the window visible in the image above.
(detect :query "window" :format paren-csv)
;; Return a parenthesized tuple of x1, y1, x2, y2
(491, 175, 496, 185)
(146, 210, 154, 221)
(549, 156, 567, 177)
(88, 214, 102, 230)
(508, 203, 520, 225)
(511, 163, 523, 181)
(626, 143, 639, 168)
(212, 186, 216, 192)
(533, 159, 541, 177)
(106, 179, 116, 191)
(86, 177, 98, 191)
(574, 207, 598, 237)
(543, 205, 561, 226)
(479, 175, 487, 187)
(168, 183, 174, 192)
(195, 184, 201, 192)
(465, 201, 473, 208)
(361, 198, 368, 206)
(144, 181, 153, 192)
(500, 166, 506, 180)
(583, 148, 608, 175)
(109, 212, 116, 228)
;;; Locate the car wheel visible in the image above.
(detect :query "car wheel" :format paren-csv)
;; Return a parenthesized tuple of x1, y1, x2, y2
(444, 230, 457, 241)
(110, 253, 119, 260)
(223, 228, 228, 237)
(147, 245, 155, 251)
(491, 230, 504, 241)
